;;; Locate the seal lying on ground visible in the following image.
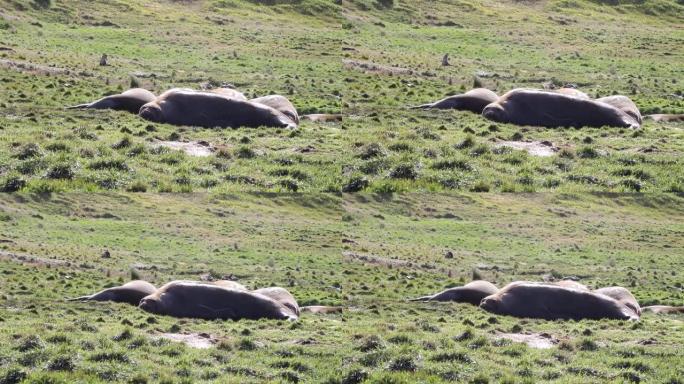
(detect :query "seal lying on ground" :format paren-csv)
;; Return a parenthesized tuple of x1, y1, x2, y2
(249, 95, 299, 126)
(410, 88, 499, 113)
(482, 89, 639, 128)
(409, 280, 499, 305)
(67, 280, 157, 305)
(596, 95, 642, 125)
(138, 280, 297, 320)
(209, 87, 247, 101)
(479, 281, 638, 320)
(138, 88, 296, 129)
(594, 286, 641, 318)
(301, 114, 343, 122)
(642, 305, 684, 314)
(66, 88, 156, 114)
(252, 287, 300, 317)
(300, 306, 344, 314)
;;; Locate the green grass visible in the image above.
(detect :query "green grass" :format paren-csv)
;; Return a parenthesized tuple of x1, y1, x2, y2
(1, 0, 684, 192)
(1, 193, 684, 383)
(0, 0, 344, 193)
(340, 0, 684, 192)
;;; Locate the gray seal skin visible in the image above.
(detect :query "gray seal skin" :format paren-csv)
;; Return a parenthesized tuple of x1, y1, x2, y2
(67, 280, 157, 305)
(66, 88, 156, 114)
(138, 88, 296, 129)
(138, 281, 297, 321)
(482, 89, 639, 128)
(594, 286, 641, 318)
(555, 87, 590, 100)
(479, 281, 637, 321)
(409, 280, 499, 305)
(249, 95, 299, 126)
(209, 87, 247, 101)
(252, 287, 300, 317)
(596, 95, 642, 125)
(411, 88, 499, 113)
(642, 305, 684, 314)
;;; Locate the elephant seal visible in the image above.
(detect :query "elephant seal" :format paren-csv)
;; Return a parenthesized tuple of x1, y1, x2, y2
(67, 88, 156, 114)
(594, 286, 641, 317)
(209, 87, 247, 101)
(645, 114, 684, 123)
(249, 95, 299, 126)
(138, 89, 296, 129)
(596, 96, 642, 125)
(411, 88, 499, 113)
(252, 287, 300, 317)
(67, 280, 157, 305)
(482, 89, 639, 128)
(138, 281, 296, 321)
(479, 281, 637, 320)
(409, 280, 499, 305)
(555, 87, 590, 100)
(642, 305, 684, 314)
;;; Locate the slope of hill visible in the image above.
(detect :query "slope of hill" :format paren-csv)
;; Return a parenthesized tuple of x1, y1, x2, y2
(1, 193, 683, 383)
(341, 0, 684, 193)
(1, 0, 343, 193)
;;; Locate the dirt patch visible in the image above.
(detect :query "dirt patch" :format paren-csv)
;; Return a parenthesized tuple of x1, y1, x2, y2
(343, 59, 414, 76)
(0, 59, 92, 77)
(0, 250, 69, 267)
(343, 251, 439, 271)
(494, 140, 560, 157)
(495, 332, 559, 349)
(158, 333, 217, 349)
(301, 306, 344, 314)
(152, 140, 215, 157)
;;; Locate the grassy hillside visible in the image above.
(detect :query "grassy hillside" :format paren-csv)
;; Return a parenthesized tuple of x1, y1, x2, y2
(0, 0, 343, 193)
(1, 193, 684, 383)
(341, 0, 684, 193)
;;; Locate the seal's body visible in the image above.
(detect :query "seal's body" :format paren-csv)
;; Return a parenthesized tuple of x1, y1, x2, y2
(482, 89, 638, 128)
(480, 281, 637, 320)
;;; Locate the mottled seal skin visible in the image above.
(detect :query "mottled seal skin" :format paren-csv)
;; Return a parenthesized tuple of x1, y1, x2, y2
(555, 87, 590, 100)
(482, 89, 639, 128)
(479, 281, 637, 321)
(138, 89, 295, 129)
(411, 88, 499, 113)
(596, 95, 642, 125)
(553, 280, 589, 291)
(645, 114, 684, 123)
(642, 305, 684, 314)
(67, 280, 157, 306)
(249, 95, 299, 126)
(67, 88, 156, 114)
(209, 87, 247, 101)
(212, 280, 247, 291)
(138, 281, 296, 321)
(410, 280, 499, 305)
(594, 286, 641, 318)
(252, 287, 300, 317)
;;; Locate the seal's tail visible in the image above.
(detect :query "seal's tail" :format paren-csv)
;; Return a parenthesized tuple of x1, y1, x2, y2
(408, 295, 433, 302)
(65, 103, 90, 110)
(408, 103, 434, 110)
(66, 295, 91, 301)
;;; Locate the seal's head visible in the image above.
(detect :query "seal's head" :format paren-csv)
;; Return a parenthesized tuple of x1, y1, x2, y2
(482, 103, 507, 123)
(479, 296, 499, 312)
(138, 297, 160, 314)
(138, 103, 164, 123)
